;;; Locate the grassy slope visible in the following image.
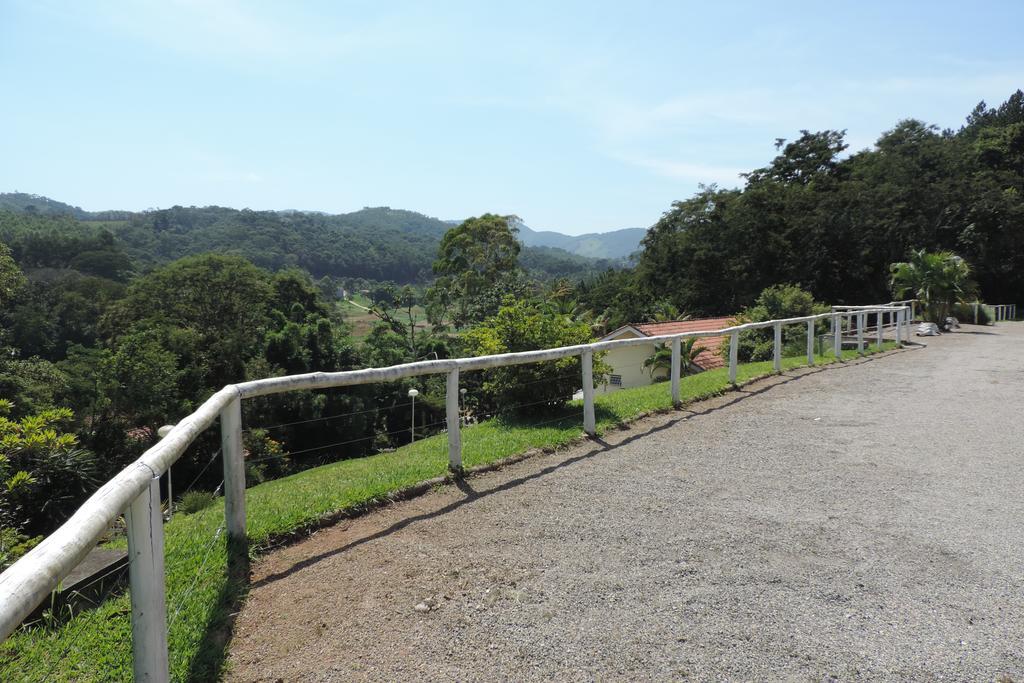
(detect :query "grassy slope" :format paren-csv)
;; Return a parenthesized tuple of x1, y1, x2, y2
(337, 295, 431, 340)
(0, 344, 897, 681)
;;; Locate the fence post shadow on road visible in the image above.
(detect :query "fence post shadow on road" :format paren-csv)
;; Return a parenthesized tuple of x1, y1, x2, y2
(244, 345, 912, 590)
(184, 343, 915, 678)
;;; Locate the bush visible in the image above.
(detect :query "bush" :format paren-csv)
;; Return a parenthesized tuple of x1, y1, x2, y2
(0, 404, 101, 535)
(243, 428, 290, 486)
(951, 302, 990, 325)
(177, 491, 217, 515)
(0, 526, 42, 572)
(460, 300, 608, 416)
(729, 284, 829, 362)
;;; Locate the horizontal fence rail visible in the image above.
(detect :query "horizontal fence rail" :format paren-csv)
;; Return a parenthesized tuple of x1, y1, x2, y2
(0, 302, 915, 680)
(983, 303, 1017, 322)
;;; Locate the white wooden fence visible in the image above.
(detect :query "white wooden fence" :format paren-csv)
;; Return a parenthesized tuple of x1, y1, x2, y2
(984, 303, 1017, 322)
(0, 302, 913, 681)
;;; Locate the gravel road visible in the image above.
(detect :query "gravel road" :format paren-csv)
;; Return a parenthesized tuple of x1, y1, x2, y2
(227, 324, 1024, 682)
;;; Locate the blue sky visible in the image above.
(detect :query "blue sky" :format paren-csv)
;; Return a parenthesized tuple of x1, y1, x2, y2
(1, 1, 1021, 234)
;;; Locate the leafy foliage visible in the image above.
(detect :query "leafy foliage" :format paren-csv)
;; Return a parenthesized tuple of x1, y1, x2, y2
(426, 214, 523, 328)
(729, 284, 829, 362)
(460, 299, 607, 416)
(643, 337, 705, 380)
(636, 91, 1024, 314)
(890, 250, 977, 323)
(0, 405, 101, 535)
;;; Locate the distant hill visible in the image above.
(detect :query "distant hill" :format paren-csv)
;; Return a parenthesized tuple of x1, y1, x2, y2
(0, 192, 133, 221)
(515, 222, 646, 261)
(445, 217, 647, 261)
(0, 192, 91, 218)
(0, 196, 622, 283)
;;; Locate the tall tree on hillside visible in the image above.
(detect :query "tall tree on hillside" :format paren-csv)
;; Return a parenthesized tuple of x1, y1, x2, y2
(0, 242, 25, 311)
(109, 254, 274, 402)
(425, 214, 522, 328)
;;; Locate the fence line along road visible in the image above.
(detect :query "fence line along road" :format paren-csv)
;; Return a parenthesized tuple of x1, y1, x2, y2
(0, 301, 916, 682)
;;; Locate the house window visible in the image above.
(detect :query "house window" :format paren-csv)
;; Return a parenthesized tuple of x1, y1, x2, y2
(609, 374, 622, 386)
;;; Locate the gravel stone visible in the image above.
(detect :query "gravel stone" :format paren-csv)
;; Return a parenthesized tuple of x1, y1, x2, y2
(227, 324, 1024, 681)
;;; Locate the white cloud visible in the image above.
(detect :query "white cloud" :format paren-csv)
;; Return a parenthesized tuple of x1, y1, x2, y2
(56, 0, 421, 68)
(618, 156, 745, 187)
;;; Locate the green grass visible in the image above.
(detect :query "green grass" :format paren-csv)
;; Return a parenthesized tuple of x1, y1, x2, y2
(336, 296, 432, 340)
(0, 342, 897, 681)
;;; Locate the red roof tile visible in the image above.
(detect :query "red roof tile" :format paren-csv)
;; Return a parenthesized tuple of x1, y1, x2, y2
(624, 317, 734, 371)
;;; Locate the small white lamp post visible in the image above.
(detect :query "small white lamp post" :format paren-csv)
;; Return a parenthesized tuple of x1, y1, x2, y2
(157, 424, 175, 520)
(408, 388, 419, 442)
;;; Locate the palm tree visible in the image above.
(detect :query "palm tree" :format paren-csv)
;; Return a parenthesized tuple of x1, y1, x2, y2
(643, 346, 673, 379)
(643, 338, 705, 379)
(679, 337, 705, 374)
(646, 302, 685, 323)
(890, 250, 977, 323)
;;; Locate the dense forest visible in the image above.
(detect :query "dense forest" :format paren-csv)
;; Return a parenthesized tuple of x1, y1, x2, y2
(636, 91, 1024, 316)
(1, 90, 1022, 568)
(0, 203, 622, 284)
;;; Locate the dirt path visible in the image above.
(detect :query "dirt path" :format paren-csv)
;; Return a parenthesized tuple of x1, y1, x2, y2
(227, 325, 1024, 682)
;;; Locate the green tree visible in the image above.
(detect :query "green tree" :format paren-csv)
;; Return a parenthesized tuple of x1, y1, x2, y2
(105, 329, 182, 427)
(460, 299, 605, 416)
(111, 254, 274, 399)
(426, 214, 522, 328)
(0, 242, 25, 311)
(890, 250, 977, 323)
(643, 337, 705, 379)
(730, 284, 828, 362)
(0, 404, 101, 535)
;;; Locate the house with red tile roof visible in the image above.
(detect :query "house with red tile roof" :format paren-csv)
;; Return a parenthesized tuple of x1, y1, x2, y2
(596, 317, 734, 392)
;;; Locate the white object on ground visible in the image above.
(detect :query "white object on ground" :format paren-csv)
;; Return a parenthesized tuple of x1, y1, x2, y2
(917, 322, 940, 336)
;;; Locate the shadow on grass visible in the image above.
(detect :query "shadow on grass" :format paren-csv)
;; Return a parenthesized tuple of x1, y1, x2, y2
(185, 570, 248, 683)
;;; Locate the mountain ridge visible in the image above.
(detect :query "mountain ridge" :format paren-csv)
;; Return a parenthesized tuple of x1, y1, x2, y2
(0, 193, 625, 283)
(0, 193, 645, 261)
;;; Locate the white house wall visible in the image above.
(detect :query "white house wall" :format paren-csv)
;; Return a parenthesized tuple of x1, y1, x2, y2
(598, 334, 662, 394)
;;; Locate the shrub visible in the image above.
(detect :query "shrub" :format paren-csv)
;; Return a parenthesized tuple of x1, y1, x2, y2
(243, 428, 289, 486)
(728, 284, 829, 362)
(0, 526, 41, 571)
(951, 302, 990, 325)
(460, 299, 609, 416)
(0, 404, 101, 535)
(177, 491, 217, 515)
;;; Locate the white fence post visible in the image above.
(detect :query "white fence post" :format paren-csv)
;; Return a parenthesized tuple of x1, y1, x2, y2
(833, 313, 842, 359)
(856, 312, 865, 353)
(125, 475, 170, 683)
(895, 308, 903, 344)
(806, 319, 815, 366)
(446, 368, 462, 472)
(773, 321, 782, 372)
(220, 391, 247, 574)
(728, 331, 738, 385)
(876, 311, 883, 348)
(582, 349, 596, 436)
(670, 337, 681, 406)
(973, 302, 979, 325)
